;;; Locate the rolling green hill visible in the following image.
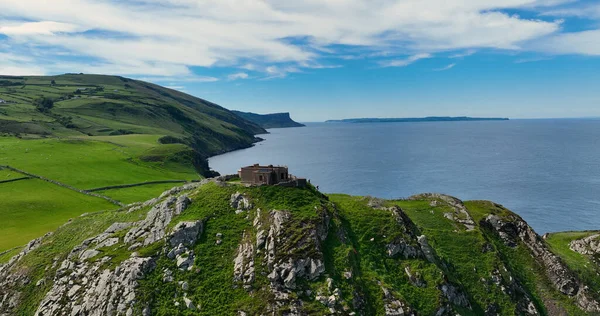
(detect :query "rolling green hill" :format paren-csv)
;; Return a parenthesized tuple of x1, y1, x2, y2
(1, 181, 599, 315)
(0, 74, 266, 252)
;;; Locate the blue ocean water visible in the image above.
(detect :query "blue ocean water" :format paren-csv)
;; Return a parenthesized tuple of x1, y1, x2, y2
(209, 119, 600, 233)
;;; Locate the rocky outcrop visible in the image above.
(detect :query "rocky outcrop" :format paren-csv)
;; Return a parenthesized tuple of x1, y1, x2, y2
(381, 285, 414, 316)
(570, 234, 600, 256)
(0, 233, 52, 315)
(411, 193, 475, 230)
(233, 236, 255, 290)
(482, 214, 600, 312)
(231, 192, 253, 214)
(31, 181, 205, 315)
(169, 220, 203, 247)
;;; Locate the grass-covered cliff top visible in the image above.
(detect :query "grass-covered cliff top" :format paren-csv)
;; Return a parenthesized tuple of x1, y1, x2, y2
(1, 181, 599, 315)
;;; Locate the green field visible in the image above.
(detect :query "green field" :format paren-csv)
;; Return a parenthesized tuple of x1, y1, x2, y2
(97, 182, 185, 204)
(0, 134, 201, 252)
(0, 178, 116, 251)
(0, 74, 265, 252)
(0, 135, 199, 189)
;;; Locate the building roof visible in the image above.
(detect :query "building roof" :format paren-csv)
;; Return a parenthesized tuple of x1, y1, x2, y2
(241, 164, 287, 170)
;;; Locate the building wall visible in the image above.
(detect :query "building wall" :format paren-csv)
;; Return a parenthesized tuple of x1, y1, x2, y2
(238, 165, 289, 185)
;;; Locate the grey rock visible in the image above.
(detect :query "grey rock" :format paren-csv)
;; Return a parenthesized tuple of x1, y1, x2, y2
(176, 251, 194, 271)
(381, 285, 413, 316)
(233, 241, 255, 290)
(231, 192, 252, 212)
(183, 297, 196, 310)
(570, 234, 600, 256)
(440, 283, 470, 307)
(417, 235, 437, 264)
(169, 221, 203, 247)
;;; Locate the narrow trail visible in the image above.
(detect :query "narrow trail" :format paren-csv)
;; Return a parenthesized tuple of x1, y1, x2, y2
(0, 165, 125, 207)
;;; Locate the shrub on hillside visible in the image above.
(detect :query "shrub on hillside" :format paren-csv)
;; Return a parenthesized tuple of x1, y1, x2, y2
(34, 97, 54, 112)
(158, 135, 186, 145)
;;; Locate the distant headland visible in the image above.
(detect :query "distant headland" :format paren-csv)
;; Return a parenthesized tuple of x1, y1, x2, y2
(232, 111, 305, 129)
(326, 116, 509, 123)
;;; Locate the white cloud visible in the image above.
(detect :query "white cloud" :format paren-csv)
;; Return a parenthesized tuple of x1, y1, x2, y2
(541, 3, 600, 19)
(434, 63, 456, 71)
(533, 30, 600, 55)
(0, 0, 589, 77)
(0, 21, 83, 35)
(379, 53, 432, 67)
(227, 72, 249, 80)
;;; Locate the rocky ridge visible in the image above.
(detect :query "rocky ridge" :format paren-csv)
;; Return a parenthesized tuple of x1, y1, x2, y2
(1, 182, 600, 315)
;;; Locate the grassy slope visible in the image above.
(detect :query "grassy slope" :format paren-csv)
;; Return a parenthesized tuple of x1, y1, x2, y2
(0, 178, 116, 252)
(0, 135, 199, 189)
(97, 183, 187, 205)
(3, 183, 600, 315)
(0, 74, 264, 148)
(0, 135, 201, 251)
(0, 74, 265, 252)
(545, 231, 600, 304)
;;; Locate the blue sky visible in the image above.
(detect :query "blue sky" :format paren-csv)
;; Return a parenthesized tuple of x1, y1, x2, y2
(1, 0, 600, 121)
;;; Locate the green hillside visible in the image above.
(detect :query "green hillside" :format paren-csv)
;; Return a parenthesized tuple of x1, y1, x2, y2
(0, 74, 266, 252)
(1, 181, 599, 315)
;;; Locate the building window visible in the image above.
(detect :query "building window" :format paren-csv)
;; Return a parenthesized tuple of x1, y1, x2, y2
(281, 173, 285, 179)
(259, 175, 263, 181)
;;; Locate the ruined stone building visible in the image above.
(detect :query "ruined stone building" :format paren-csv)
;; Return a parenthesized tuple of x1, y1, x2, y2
(238, 164, 290, 185)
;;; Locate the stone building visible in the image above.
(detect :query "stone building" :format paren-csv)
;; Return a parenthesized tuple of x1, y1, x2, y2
(238, 164, 290, 185)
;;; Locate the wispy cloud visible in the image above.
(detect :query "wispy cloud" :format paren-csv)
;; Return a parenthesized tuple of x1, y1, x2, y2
(433, 63, 456, 71)
(227, 72, 249, 80)
(449, 50, 477, 59)
(379, 53, 432, 68)
(514, 57, 553, 63)
(531, 30, 600, 56)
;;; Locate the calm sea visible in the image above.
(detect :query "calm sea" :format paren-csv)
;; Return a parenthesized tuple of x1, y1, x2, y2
(209, 119, 600, 234)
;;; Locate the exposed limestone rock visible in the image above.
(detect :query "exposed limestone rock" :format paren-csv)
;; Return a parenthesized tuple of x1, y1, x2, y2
(417, 235, 438, 265)
(404, 266, 426, 288)
(79, 249, 100, 261)
(36, 256, 155, 316)
(262, 209, 329, 314)
(233, 239, 255, 290)
(162, 268, 173, 283)
(183, 296, 196, 310)
(124, 194, 191, 246)
(176, 251, 195, 271)
(0, 233, 52, 315)
(439, 283, 470, 308)
(231, 192, 253, 212)
(570, 234, 600, 256)
(169, 220, 203, 247)
(381, 285, 414, 316)
(482, 214, 600, 312)
(386, 240, 420, 259)
(29, 182, 206, 316)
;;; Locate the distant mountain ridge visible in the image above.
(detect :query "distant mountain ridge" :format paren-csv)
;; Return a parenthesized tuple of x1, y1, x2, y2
(232, 110, 305, 128)
(327, 116, 509, 123)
